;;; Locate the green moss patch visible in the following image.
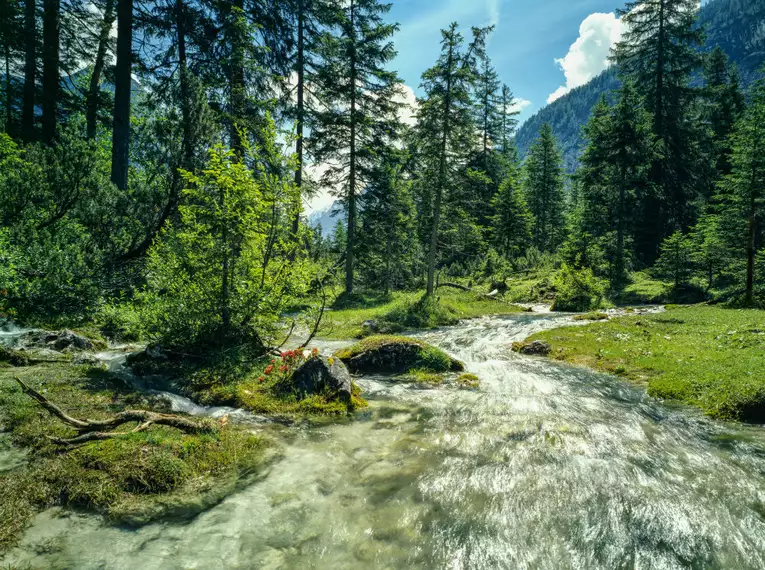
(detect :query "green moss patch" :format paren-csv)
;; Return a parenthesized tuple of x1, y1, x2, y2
(335, 335, 464, 375)
(526, 306, 765, 422)
(0, 364, 273, 551)
(457, 373, 480, 389)
(573, 312, 610, 321)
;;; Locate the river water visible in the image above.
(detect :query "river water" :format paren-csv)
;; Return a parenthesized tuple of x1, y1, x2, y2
(3, 312, 765, 569)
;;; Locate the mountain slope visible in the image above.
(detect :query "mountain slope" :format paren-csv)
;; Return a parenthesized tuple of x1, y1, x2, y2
(515, 0, 765, 171)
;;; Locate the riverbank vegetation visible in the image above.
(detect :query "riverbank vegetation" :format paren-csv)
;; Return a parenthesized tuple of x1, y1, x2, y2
(0, 363, 273, 551)
(527, 306, 765, 422)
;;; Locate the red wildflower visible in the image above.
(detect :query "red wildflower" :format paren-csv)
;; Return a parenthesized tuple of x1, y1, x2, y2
(264, 365, 274, 375)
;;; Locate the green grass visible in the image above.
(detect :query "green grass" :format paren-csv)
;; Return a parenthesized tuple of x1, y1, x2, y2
(0, 363, 273, 552)
(456, 373, 480, 389)
(319, 288, 526, 340)
(526, 305, 765, 422)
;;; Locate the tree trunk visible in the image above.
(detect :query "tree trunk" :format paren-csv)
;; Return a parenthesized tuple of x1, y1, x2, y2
(176, 0, 192, 170)
(615, 165, 627, 282)
(111, 0, 133, 190)
(291, 0, 305, 249)
(4, 39, 11, 134)
(22, 0, 35, 140)
(746, 202, 756, 306)
(345, 0, 356, 295)
(41, 0, 59, 144)
(228, 0, 245, 161)
(426, 41, 454, 297)
(86, 0, 115, 139)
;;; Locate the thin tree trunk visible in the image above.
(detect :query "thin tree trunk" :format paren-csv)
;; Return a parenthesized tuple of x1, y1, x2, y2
(345, 0, 356, 295)
(4, 40, 11, 134)
(229, 0, 245, 161)
(41, 0, 59, 144)
(86, 0, 115, 139)
(290, 0, 305, 250)
(176, 0, 192, 170)
(111, 0, 133, 190)
(616, 165, 626, 282)
(22, 0, 35, 140)
(746, 200, 756, 305)
(426, 42, 454, 297)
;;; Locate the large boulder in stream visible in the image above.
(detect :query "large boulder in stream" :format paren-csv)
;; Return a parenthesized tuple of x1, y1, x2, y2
(290, 356, 353, 403)
(334, 335, 464, 375)
(20, 329, 99, 352)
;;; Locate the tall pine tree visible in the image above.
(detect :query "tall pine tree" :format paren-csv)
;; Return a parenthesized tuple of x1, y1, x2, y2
(523, 123, 566, 253)
(416, 23, 489, 296)
(613, 0, 704, 262)
(312, 0, 402, 295)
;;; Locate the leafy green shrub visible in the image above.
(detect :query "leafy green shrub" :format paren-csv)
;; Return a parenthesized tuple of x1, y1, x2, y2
(551, 264, 608, 312)
(140, 118, 315, 350)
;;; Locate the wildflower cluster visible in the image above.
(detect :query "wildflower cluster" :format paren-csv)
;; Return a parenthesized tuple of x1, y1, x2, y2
(257, 347, 320, 384)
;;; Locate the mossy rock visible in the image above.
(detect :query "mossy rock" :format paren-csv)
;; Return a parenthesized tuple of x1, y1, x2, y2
(334, 335, 464, 375)
(573, 312, 609, 321)
(457, 373, 480, 389)
(0, 345, 30, 367)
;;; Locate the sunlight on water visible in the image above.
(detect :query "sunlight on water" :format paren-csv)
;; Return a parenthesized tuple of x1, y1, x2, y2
(3, 313, 765, 569)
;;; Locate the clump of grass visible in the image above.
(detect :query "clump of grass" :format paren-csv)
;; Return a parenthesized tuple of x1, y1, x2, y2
(573, 312, 609, 322)
(526, 306, 765, 422)
(0, 364, 273, 551)
(457, 373, 480, 389)
(406, 369, 445, 384)
(335, 335, 464, 374)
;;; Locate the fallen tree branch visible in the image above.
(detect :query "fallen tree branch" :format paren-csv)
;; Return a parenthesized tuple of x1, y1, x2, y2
(14, 377, 216, 445)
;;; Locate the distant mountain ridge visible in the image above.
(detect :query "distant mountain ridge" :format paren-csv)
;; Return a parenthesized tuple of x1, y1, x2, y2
(515, 0, 765, 172)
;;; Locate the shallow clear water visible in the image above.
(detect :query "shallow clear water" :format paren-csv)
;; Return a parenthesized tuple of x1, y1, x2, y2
(3, 313, 765, 569)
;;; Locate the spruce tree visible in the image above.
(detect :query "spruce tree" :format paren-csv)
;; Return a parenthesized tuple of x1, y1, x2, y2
(358, 149, 420, 293)
(613, 0, 704, 262)
(490, 146, 533, 260)
(720, 75, 765, 305)
(523, 123, 566, 253)
(312, 0, 402, 295)
(703, 47, 745, 179)
(416, 23, 489, 296)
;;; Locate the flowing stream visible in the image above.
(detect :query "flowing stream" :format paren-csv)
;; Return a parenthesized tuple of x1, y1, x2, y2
(3, 312, 765, 569)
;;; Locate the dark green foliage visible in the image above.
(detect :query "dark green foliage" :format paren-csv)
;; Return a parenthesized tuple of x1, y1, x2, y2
(311, 0, 402, 294)
(655, 231, 695, 288)
(523, 123, 566, 252)
(357, 149, 421, 292)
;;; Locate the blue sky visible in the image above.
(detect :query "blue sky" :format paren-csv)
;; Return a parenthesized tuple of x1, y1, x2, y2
(388, 0, 629, 123)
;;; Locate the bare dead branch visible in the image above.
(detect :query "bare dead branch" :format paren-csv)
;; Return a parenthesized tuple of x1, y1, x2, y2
(14, 377, 216, 446)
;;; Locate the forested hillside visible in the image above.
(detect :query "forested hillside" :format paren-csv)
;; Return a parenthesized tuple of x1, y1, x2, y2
(516, 0, 765, 170)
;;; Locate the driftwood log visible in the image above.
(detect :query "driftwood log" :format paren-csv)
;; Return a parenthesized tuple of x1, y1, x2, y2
(14, 377, 216, 445)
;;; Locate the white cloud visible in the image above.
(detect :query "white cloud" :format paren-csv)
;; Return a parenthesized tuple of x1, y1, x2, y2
(547, 12, 623, 104)
(394, 83, 418, 127)
(510, 98, 532, 114)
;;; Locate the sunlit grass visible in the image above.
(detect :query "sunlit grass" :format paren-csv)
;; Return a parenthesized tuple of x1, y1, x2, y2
(528, 306, 765, 422)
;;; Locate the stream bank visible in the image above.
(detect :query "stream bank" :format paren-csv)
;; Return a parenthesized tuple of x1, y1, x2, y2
(2, 311, 765, 569)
